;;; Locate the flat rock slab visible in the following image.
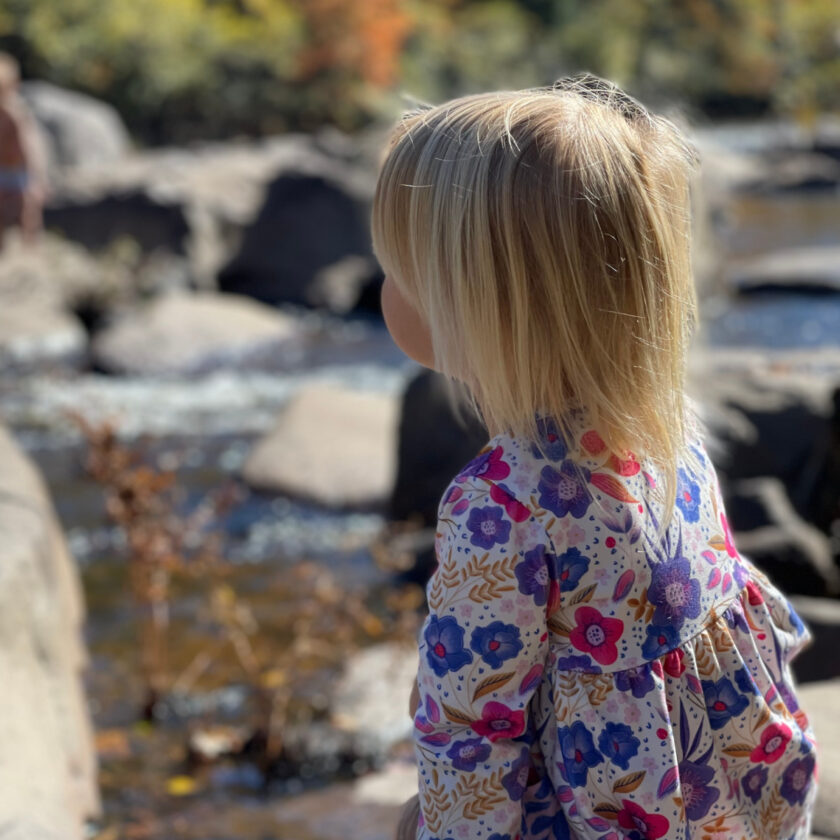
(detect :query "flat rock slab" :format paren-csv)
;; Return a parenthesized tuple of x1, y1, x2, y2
(92, 291, 299, 375)
(798, 679, 840, 838)
(242, 384, 399, 508)
(729, 246, 840, 294)
(0, 301, 86, 373)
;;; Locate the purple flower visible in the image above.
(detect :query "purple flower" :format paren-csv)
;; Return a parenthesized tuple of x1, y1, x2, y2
(555, 547, 590, 592)
(642, 623, 681, 660)
(647, 556, 701, 627)
(615, 664, 656, 698)
(597, 722, 640, 771)
(678, 759, 720, 820)
(515, 545, 553, 606)
(423, 615, 473, 677)
(455, 446, 510, 483)
(445, 737, 491, 772)
(776, 679, 800, 714)
(501, 748, 531, 801)
(538, 461, 592, 519)
(530, 416, 569, 461)
(470, 621, 523, 669)
(701, 676, 750, 730)
(466, 505, 511, 549)
(530, 813, 571, 840)
(742, 765, 768, 804)
(557, 721, 603, 787)
(723, 600, 749, 633)
(780, 755, 816, 805)
(676, 467, 701, 523)
(555, 654, 601, 673)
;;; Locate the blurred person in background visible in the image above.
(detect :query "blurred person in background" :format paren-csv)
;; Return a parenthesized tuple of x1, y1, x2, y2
(0, 51, 47, 247)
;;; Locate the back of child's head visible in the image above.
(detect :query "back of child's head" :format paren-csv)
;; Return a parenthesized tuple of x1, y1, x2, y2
(371, 74, 700, 513)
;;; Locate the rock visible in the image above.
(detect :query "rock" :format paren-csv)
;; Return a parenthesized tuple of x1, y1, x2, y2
(308, 254, 383, 315)
(0, 231, 133, 314)
(242, 384, 399, 508)
(796, 679, 840, 838)
(0, 425, 99, 837)
(788, 596, 840, 684)
(270, 761, 417, 840)
(20, 81, 131, 174)
(91, 291, 299, 375)
(44, 135, 374, 295)
(218, 166, 374, 309)
(0, 300, 87, 374)
(390, 370, 488, 525)
(728, 247, 840, 295)
(739, 151, 840, 193)
(330, 642, 417, 756)
(727, 478, 840, 597)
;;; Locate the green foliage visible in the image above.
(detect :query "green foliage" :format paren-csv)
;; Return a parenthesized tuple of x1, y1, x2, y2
(0, 0, 838, 142)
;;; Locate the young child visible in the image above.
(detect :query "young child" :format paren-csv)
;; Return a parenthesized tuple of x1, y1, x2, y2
(371, 76, 819, 840)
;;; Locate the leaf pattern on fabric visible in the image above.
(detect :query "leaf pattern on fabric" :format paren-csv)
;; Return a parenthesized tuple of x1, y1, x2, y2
(414, 426, 818, 839)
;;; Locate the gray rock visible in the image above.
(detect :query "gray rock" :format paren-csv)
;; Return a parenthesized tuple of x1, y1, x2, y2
(91, 291, 300, 375)
(728, 247, 840, 295)
(20, 81, 131, 173)
(740, 151, 840, 193)
(0, 425, 99, 836)
(0, 300, 86, 374)
(789, 596, 840, 683)
(242, 384, 399, 508)
(797, 679, 840, 838)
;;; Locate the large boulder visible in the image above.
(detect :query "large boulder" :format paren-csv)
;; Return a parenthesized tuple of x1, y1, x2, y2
(796, 679, 840, 839)
(390, 370, 488, 526)
(242, 383, 399, 508)
(727, 246, 840, 295)
(0, 425, 99, 837)
(20, 81, 131, 174)
(0, 300, 87, 374)
(91, 291, 300, 376)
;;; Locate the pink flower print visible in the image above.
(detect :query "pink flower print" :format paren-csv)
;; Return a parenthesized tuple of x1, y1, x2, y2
(566, 524, 586, 546)
(745, 579, 764, 605)
(750, 722, 792, 764)
(569, 606, 624, 665)
(721, 512, 738, 558)
(456, 445, 510, 483)
(616, 800, 670, 839)
(490, 482, 530, 523)
(623, 703, 642, 725)
(470, 701, 526, 742)
(663, 648, 685, 677)
(593, 567, 611, 585)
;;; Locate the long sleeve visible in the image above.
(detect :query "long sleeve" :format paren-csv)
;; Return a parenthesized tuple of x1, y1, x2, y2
(412, 447, 551, 840)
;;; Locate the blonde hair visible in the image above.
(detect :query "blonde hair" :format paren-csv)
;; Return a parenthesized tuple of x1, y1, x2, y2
(371, 75, 700, 524)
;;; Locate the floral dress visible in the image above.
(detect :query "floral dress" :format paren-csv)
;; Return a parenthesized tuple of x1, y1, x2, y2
(412, 418, 818, 840)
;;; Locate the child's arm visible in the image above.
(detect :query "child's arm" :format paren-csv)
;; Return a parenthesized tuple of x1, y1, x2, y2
(412, 472, 549, 839)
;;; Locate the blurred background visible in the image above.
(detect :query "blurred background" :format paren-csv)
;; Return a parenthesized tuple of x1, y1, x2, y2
(0, 1, 839, 838)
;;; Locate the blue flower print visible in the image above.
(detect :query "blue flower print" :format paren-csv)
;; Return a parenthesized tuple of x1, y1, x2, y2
(678, 759, 720, 821)
(615, 664, 656, 698)
(780, 755, 816, 805)
(734, 666, 760, 697)
(530, 812, 571, 840)
(647, 555, 701, 627)
(723, 600, 749, 633)
(676, 467, 701, 522)
(555, 547, 590, 592)
(787, 599, 806, 636)
(555, 654, 601, 673)
(530, 416, 568, 462)
(501, 748, 531, 801)
(557, 721, 603, 787)
(641, 623, 681, 660)
(446, 737, 491, 772)
(466, 505, 511, 549)
(515, 545, 553, 606)
(742, 765, 768, 803)
(597, 721, 640, 771)
(471, 621, 523, 669)
(538, 461, 592, 519)
(701, 676, 750, 730)
(424, 615, 473, 676)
